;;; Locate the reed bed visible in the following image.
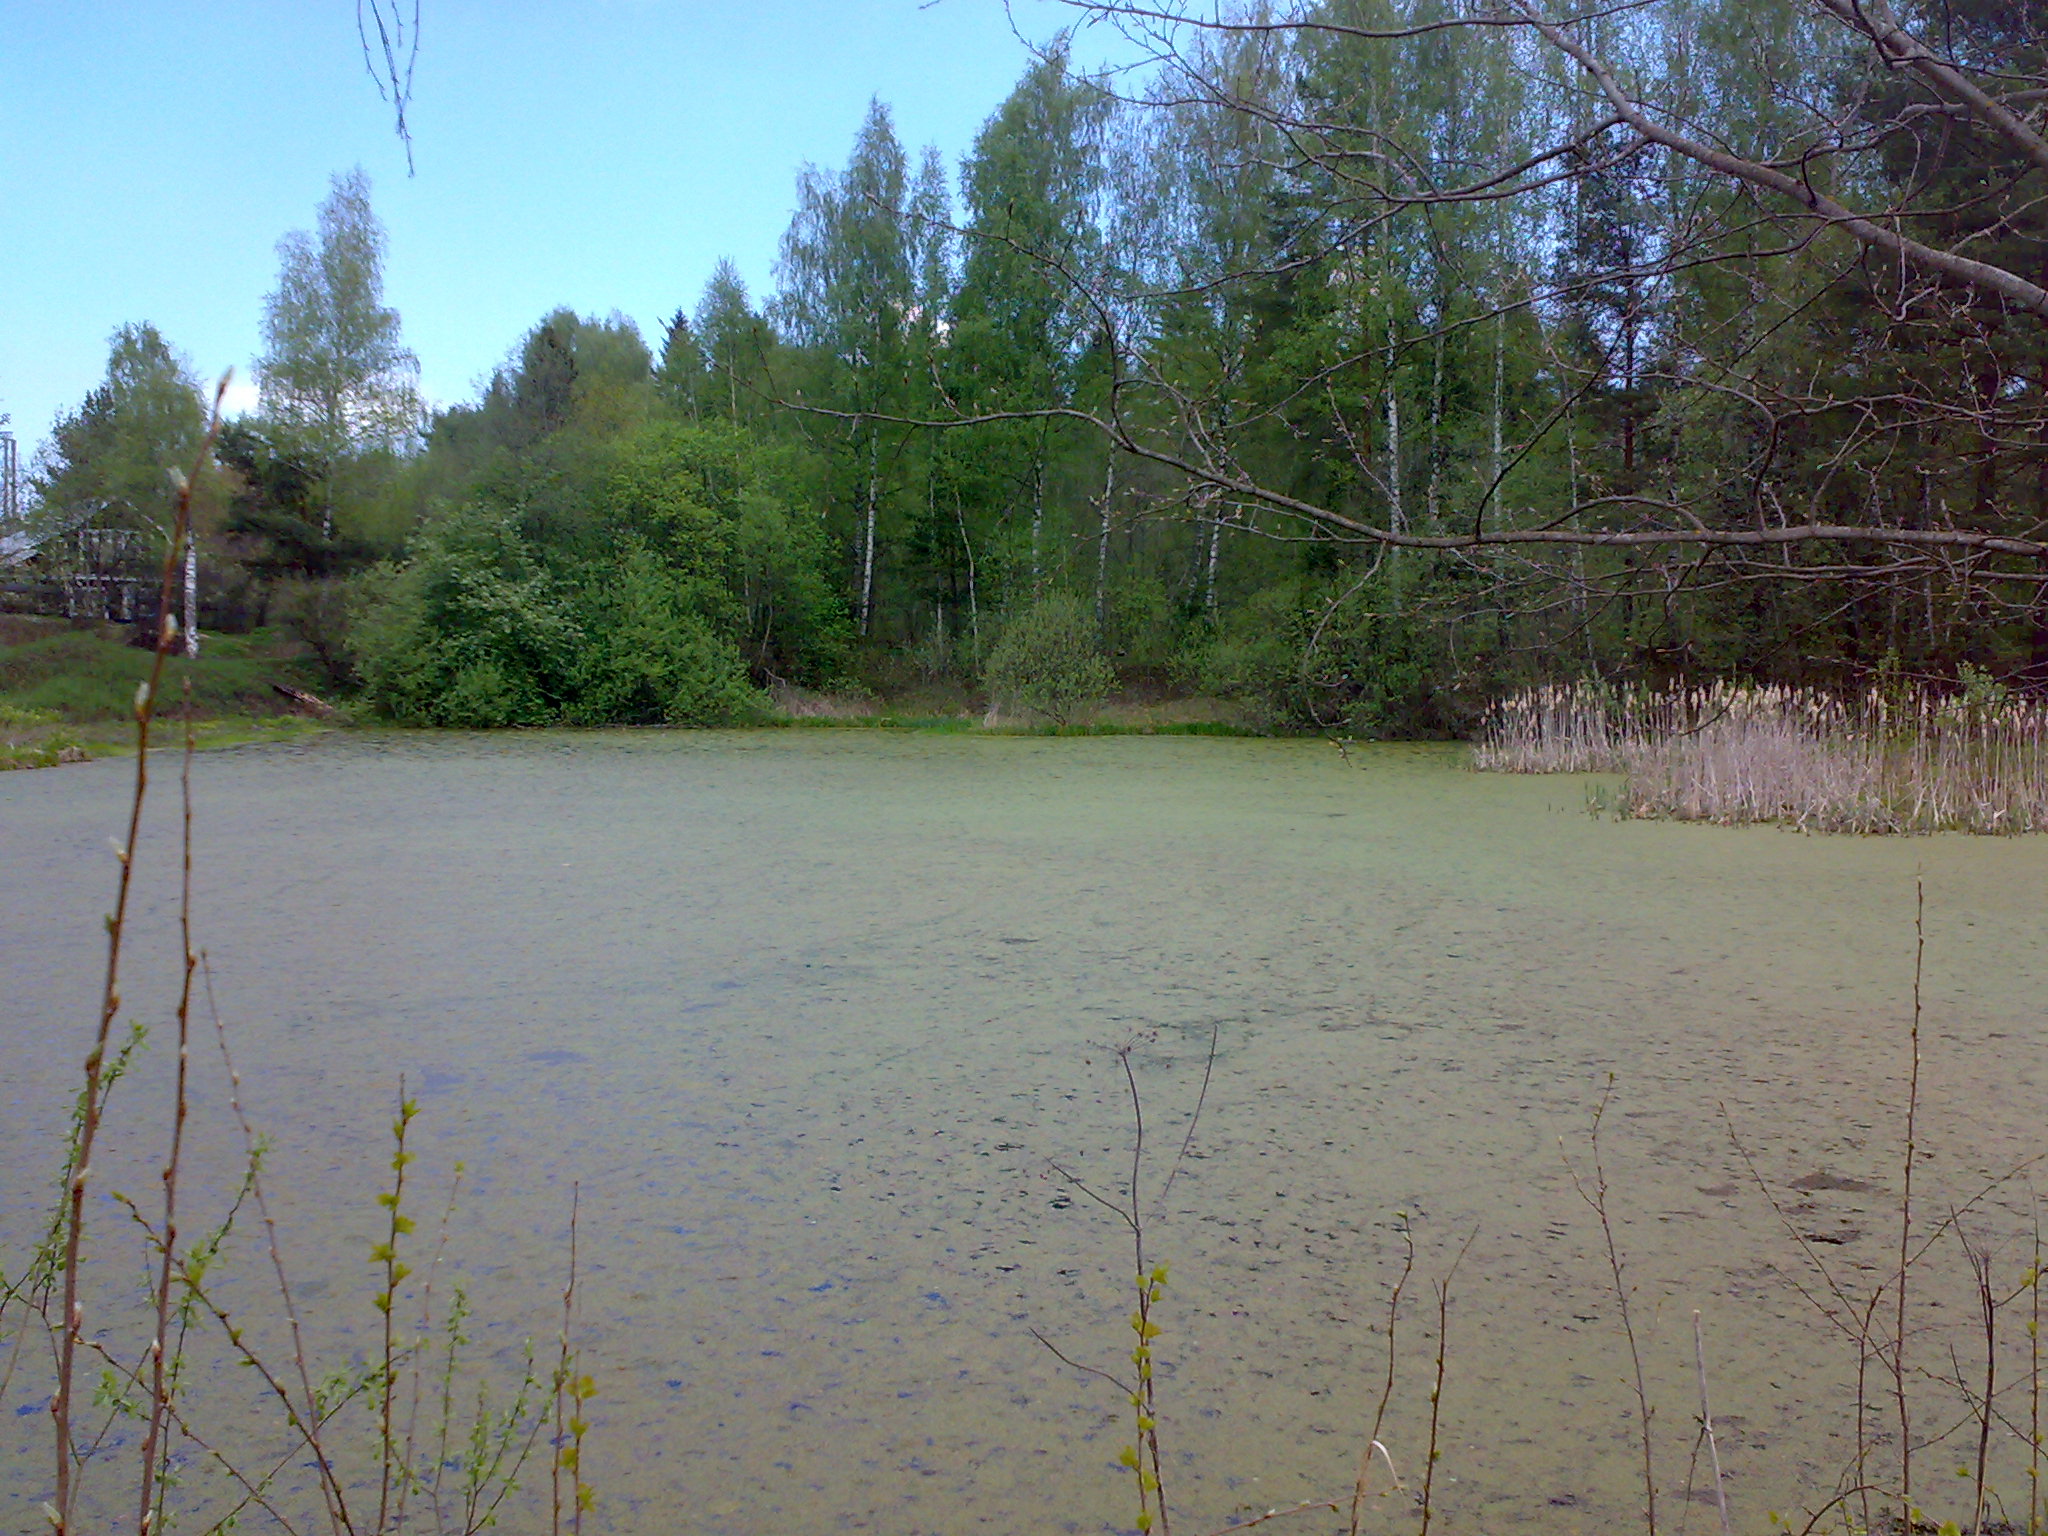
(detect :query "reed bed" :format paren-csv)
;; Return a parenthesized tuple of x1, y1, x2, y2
(1473, 680, 2048, 834)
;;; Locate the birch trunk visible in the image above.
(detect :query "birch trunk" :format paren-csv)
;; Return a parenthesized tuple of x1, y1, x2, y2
(1426, 322, 1444, 530)
(1204, 510, 1222, 616)
(1095, 449, 1116, 628)
(1491, 308, 1505, 528)
(1386, 391, 1404, 538)
(955, 492, 980, 658)
(183, 541, 199, 658)
(859, 430, 879, 636)
(1030, 462, 1045, 590)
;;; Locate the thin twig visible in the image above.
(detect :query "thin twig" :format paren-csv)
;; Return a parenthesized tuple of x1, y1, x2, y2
(1895, 873, 1925, 1532)
(1567, 1077, 1658, 1536)
(1693, 1310, 1734, 1536)
(135, 656, 202, 1534)
(1351, 1220, 1416, 1536)
(52, 379, 224, 1536)
(1417, 1231, 1475, 1536)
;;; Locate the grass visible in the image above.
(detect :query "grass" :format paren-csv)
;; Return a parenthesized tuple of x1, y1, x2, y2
(0, 623, 1262, 755)
(779, 711, 980, 731)
(0, 622, 338, 769)
(0, 626, 324, 720)
(1472, 679, 2048, 834)
(0, 703, 92, 769)
(767, 676, 1264, 736)
(777, 711, 1263, 736)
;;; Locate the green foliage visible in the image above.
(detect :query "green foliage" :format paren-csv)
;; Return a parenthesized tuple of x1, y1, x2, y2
(256, 166, 419, 460)
(350, 506, 579, 727)
(1185, 575, 1468, 739)
(268, 575, 358, 687)
(983, 592, 1116, 725)
(349, 418, 841, 726)
(580, 420, 851, 686)
(1095, 570, 1184, 677)
(656, 308, 709, 418)
(0, 701, 56, 728)
(215, 421, 388, 578)
(693, 261, 777, 428)
(1180, 593, 1299, 727)
(30, 323, 207, 543)
(570, 545, 764, 726)
(88, 8, 2039, 730)
(0, 629, 320, 723)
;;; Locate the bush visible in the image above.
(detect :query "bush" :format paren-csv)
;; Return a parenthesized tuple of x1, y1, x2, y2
(350, 510, 773, 729)
(570, 544, 765, 726)
(1103, 570, 1186, 676)
(984, 592, 1116, 725)
(350, 505, 580, 726)
(1182, 577, 1465, 738)
(270, 576, 356, 687)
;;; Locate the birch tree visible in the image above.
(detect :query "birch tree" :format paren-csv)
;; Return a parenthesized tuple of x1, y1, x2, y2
(256, 167, 420, 535)
(775, 101, 919, 635)
(951, 45, 1110, 593)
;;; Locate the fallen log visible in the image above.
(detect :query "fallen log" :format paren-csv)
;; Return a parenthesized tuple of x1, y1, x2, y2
(271, 682, 337, 717)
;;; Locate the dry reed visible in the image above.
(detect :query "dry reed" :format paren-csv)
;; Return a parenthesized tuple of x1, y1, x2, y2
(1473, 680, 2048, 834)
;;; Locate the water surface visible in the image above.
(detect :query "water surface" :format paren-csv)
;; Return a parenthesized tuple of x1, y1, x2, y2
(3, 731, 2044, 1534)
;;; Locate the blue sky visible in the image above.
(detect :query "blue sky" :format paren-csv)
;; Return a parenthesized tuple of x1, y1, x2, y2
(0, 1, 1099, 464)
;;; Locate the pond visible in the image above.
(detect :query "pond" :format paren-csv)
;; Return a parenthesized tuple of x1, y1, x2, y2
(4, 730, 2045, 1534)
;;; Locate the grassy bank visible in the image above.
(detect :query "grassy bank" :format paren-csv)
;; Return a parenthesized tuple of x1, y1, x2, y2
(780, 711, 1265, 737)
(0, 619, 1271, 764)
(768, 680, 1266, 736)
(0, 618, 338, 769)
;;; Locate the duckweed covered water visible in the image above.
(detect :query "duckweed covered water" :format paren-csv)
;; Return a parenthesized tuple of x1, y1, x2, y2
(3, 731, 2044, 1533)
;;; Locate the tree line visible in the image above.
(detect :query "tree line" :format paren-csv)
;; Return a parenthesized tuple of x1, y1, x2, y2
(21, 0, 2046, 734)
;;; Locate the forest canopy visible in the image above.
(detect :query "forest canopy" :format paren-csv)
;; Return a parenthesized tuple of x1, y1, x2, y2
(21, 0, 2047, 736)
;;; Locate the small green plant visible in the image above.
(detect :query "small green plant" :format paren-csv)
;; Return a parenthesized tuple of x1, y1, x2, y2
(1122, 1259, 1170, 1534)
(0, 729, 91, 770)
(1037, 1030, 1450, 1536)
(0, 699, 94, 769)
(0, 701, 57, 728)
(1956, 662, 2012, 721)
(983, 592, 1116, 726)
(1036, 1032, 1207, 1535)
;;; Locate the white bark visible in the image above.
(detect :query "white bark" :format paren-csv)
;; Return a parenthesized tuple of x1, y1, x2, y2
(1385, 314, 1404, 538)
(1426, 322, 1444, 530)
(1095, 450, 1116, 628)
(859, 431, 879, 636)
(1204, 510, 1221, 616)
(1385, 390, 1404, 538)
(955, 492, 980, 657)
(183, 541, 199, 658)
(1030, 464, 1045, 589)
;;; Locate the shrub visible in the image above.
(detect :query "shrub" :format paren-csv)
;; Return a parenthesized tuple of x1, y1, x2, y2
(1103, 570, 1185, 676)
(984, 592, 1117, 725)
(570, 544, 765, 726)
(1181, 582, 1453, 738)
(269, 575, 357, 687)
(350, 505, 580, 726)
